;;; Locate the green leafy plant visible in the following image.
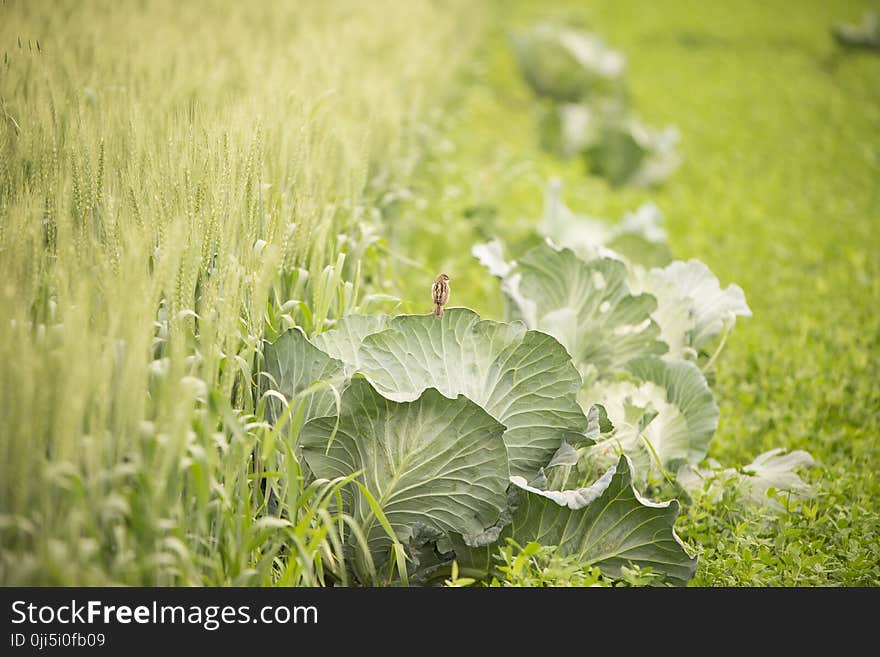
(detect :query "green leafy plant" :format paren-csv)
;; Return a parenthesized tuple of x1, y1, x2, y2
(540, 180, 674, 267)
(511, 22, 627, 103)
(474, 241, 667, 384)
(471, 181, 810, 515)
(452, 454, 696, 585)
(300, 379, 510, 575)
(0, 0, 487, 586)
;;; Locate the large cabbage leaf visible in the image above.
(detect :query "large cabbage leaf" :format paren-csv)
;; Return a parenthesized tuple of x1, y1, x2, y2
(511, 23, 626, 103)
(262, 327, 347, 424)
(454, 455, 696, 585)
(538, 102, 679, 189)
(312, 315, 390, 373)
(476, 241, 666, 384)
(540, 180, 673, 267)
(299, 379, 510, 565)
(353, 308, 588, 479)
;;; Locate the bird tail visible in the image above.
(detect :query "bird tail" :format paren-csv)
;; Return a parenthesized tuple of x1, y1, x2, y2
(433, 304, 444, 317)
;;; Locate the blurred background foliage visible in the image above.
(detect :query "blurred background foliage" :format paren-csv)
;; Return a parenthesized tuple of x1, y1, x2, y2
(0, 0, 877, 585)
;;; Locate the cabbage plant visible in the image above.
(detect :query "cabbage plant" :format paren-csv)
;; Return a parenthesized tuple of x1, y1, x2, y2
(262, 309, 697, 585)
(511, 22, 626, 103)
(539, 102, 681, 188)
(472, 191, 811, 508)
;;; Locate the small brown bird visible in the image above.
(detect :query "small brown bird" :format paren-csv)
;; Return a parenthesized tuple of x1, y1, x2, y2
(432, 273, 450, 317)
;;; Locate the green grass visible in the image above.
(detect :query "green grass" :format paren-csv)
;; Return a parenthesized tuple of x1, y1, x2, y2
(388, 0, 879, 585)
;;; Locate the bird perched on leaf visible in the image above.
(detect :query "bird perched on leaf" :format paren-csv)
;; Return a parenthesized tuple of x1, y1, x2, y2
(432, 273, 450, 317)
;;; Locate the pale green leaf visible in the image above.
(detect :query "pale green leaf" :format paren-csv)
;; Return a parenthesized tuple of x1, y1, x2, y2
(583, 356, 719, 482)
(299, 379, 510, 563)
(471, 239, 513, 278)
(456, 455, 696, 585)
(635, 259, 751, 355)
(547, 441, 579, 468)
(312, 315, 390, 373)
(585, 117, 680, 188)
